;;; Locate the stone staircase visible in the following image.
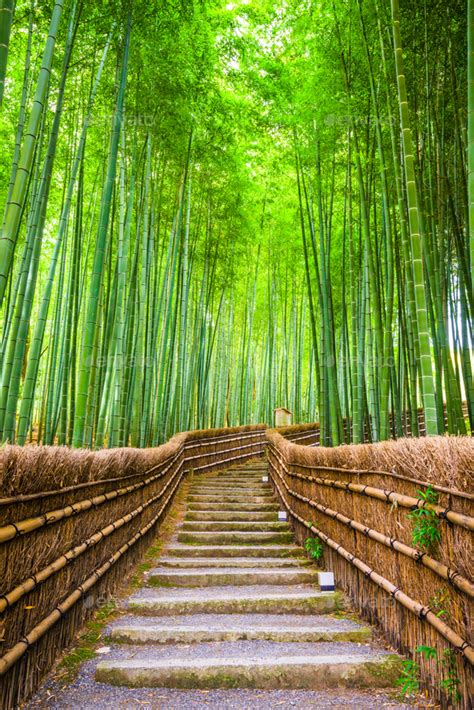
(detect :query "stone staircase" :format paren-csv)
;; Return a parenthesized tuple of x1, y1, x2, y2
(93, 461, 403, 695)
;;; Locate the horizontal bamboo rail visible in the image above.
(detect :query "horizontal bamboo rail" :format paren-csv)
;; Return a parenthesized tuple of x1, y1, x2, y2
(268, 445, 474, 598)
(268, 451, 474, 665)
(0, 466, 185, 676)
(0, 459, 184, 613)
(269, 450, 474, 531)
(184, 429, 266, 449)
(186, 440, 263, 459)
(289, 461, 474, 501)
(0, 448, 182, 543)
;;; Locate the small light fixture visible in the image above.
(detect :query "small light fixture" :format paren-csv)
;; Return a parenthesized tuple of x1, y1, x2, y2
(262, 475, 268, 482)
(278, 510, 287, 521)
(318, 571, 335, 592)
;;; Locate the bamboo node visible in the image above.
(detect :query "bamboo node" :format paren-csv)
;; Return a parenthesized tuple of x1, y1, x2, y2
(418, 605, 430, 620)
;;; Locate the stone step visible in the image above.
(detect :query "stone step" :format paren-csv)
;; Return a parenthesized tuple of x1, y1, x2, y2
(146, 566, 318, 587)
(200, 476, 266, 483)
(190, 487, 271, 495)
(158, 556, 311, 568)
(188, 502, 279, 512)
(185, 510, 277, 522)
(189, 492, 272, 499)
(177, 530, 294, 545)
(193, 471, 262, 483)
(127, 585, 341, 615)
(187, 495, 275, 504)
(220, 465, 267, 471)
(192, 471, 268, 485)
(190, 481, 264, 494)
(107, 613, 372, 644)
(180, 521, 289, 532)
(193, 471, 268, 483)
(198, 470, 268, 483)
(96, 640, 401, 689)
(165, 544, 304, 558)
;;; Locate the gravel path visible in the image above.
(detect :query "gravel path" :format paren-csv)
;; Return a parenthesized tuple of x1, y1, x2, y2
(28, 666, 412, 710)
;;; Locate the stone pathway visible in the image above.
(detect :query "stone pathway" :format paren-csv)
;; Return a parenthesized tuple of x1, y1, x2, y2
(28, 460, 411, 708)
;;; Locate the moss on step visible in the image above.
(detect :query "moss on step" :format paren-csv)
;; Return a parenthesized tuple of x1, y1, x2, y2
(56, 601, 117, 684)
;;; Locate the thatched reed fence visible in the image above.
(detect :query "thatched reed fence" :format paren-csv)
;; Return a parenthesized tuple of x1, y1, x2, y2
(0, 425, 266, 708)
(266, 428, 473, 708)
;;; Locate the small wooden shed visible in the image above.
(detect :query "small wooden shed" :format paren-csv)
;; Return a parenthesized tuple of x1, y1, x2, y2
(274, 407, 292, 427)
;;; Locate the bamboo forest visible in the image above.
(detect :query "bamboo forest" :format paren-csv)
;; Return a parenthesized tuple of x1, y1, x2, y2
(1, 3, 474, 709)
(0, 0, 472, 449)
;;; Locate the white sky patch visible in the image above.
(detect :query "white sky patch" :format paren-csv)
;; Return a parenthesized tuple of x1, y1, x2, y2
(228, 57, 240, 71)
(233, 14, 250, 38)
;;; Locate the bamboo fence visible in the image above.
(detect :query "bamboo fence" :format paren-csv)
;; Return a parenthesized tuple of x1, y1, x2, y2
(0, 424, 266, 708)
(266, 428, 473, 708)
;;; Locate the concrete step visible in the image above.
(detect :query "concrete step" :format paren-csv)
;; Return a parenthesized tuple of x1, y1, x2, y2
(193, 476, 270, 488)
(107, 613, 372, 644)
(218, 466, 267, 472)
(180, 521, 289, 532)
(196, 476, 265, 483)
(185, 510, 277, 522)
(127, 585, 341, 615)
(190, 487, 271, 495)
(193, 477, 268, 483)
(164, 544, 303, 558)
(188, 501, 279, 512)
(146, 566, 318, 587)
(96, 640, 401, 689)
(198, 477, 266, 484)
(158, 556, 311, 568)
(205, 472, 267, 479)
(187, 495, 275, 504)
(177, 530, 294, 545)
(194, 470, 262, 481)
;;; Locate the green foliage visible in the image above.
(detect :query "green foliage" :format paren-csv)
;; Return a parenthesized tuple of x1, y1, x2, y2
(305, 534, 324, 561)
(397, 645, 462, 704)
(429, 587, 451, 620)
(396, 659, 420, 698)
(56, 601, 116, 683)
(416, 645, 437, 661)
(440, 650, 462, 704)
(408, 486, 442, 553)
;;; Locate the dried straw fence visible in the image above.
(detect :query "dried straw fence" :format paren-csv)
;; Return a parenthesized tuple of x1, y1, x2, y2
(0, 425, 266, 708)
(267, 428, 473, 708)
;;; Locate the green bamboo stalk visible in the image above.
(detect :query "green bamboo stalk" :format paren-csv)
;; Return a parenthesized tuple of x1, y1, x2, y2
(391, 0, 438, 435)
(17, 27, 112, 444)
(0, 0, 14, 105)
(0, 0, 65, 308)
(73, 13, 131, 447)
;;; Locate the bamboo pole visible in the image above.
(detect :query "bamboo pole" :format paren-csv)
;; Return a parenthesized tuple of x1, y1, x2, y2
(267, 446, 474, 598)
(268, 450, 474, 665)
